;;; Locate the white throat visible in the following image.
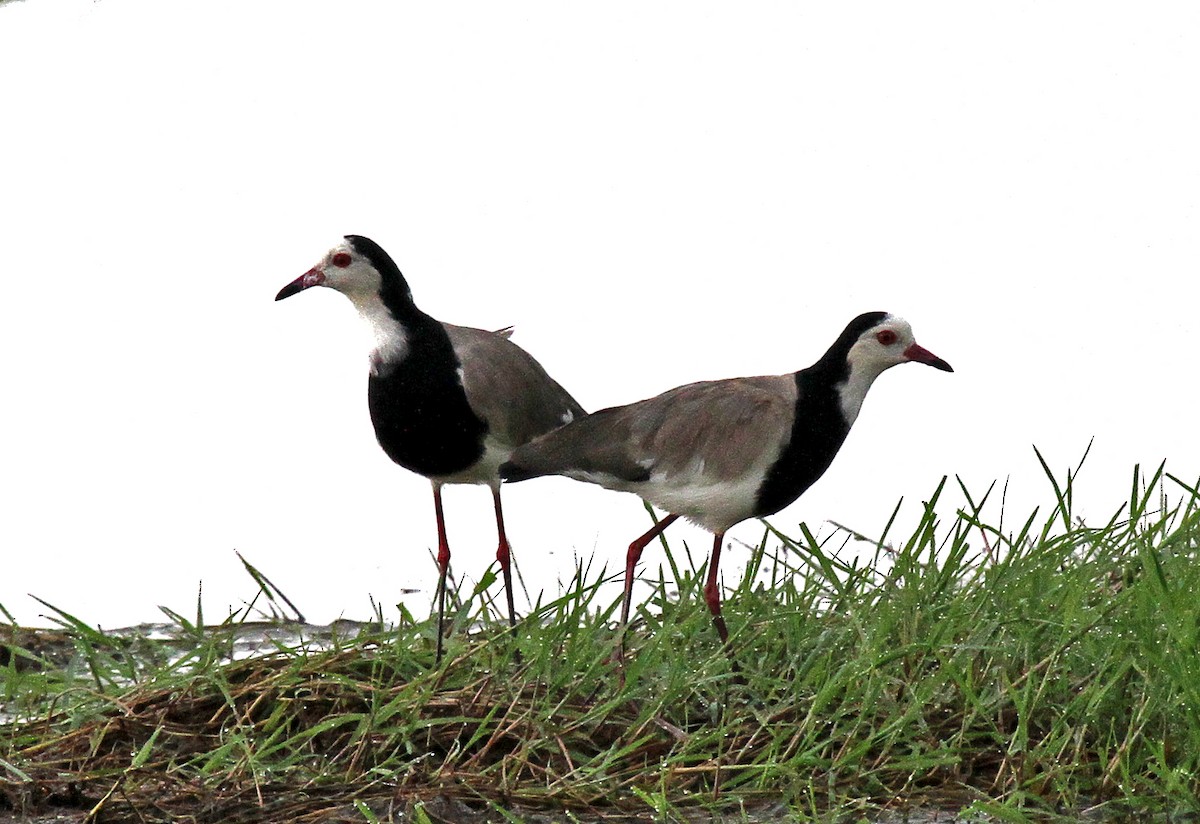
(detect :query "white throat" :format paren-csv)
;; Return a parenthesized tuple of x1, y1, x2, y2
(346, 290, 409, 373)
(836, 358, 889, 426)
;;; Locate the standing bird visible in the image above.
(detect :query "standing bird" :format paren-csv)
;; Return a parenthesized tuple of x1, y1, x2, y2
(501, 312, 951, 653)
(276, 235, 586, 661)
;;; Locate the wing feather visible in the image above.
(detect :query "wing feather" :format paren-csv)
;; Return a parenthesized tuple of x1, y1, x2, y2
(504, 374, 797, 492)
(444, 324, 586, 449)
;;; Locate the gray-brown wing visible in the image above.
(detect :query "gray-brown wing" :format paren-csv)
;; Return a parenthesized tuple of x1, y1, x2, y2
(502, 402, 650, 483)
(633, 375, 797, 484)
(444, 324, 586, 449)
(505, 374, 797, 489)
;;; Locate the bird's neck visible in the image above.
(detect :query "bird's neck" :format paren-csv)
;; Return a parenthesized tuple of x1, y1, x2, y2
(344, 288, 417, 374)
(835, 357, 888, 427)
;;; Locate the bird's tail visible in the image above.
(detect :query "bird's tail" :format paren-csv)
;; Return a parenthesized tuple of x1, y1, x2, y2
(499, 460, 542, 483)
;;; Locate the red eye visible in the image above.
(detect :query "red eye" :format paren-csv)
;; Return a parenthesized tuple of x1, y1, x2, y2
(332, 252, 352, 268)
(876, 330, 898, 346)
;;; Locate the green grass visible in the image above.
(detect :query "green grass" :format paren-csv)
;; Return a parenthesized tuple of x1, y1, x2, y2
(3, 453, 1200, 823)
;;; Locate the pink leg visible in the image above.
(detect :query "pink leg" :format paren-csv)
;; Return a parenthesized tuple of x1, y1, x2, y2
(615, 513, 681, 661)
(704, 531, 730, 645)
(432, 483, 451, 663)
(491, 485, 517, 629)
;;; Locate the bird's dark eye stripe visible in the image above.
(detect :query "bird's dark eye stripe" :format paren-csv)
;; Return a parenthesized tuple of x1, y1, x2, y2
(332, 252, 352, 268)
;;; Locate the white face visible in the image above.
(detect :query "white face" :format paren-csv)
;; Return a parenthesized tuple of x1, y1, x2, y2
(838, 313, 952, 425)
(847, 315, 919, 374)
(276, 239, 386, 303)
(275, 239, 410, 371)
(848, 314, 953, 375)
(305, 240, 385, 299)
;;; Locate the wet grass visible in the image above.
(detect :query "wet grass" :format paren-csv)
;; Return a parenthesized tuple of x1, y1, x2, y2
(3, 453, 1200, 823)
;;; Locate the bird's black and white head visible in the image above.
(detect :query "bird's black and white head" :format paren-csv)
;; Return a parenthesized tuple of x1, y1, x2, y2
(276, 235, 413, 307)
(830, 311, 953, 424)
(275, 235, 416, 370)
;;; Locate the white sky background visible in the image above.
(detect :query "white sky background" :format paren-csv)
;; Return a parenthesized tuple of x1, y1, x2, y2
(1, 1, 1197, 628)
